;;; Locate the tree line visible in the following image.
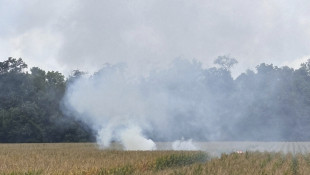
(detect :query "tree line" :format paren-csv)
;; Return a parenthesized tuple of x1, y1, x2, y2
(0, 57, 94, 142)
(1, 56, 310, 142)
(205, 56, 310, 141)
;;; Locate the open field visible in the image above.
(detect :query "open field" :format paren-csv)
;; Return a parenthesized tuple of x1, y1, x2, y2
(157, 142, 310, 157)
(0, 143, 207, 175)
(1, 143, 310, 174)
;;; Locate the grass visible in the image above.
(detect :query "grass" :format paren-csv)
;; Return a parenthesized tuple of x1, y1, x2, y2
(0, 143, 207, 174)
(170, 152, 310, 175)
(1, 143, 310, 174)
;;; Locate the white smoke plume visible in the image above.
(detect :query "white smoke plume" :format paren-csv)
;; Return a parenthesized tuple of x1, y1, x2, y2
(119, 126, 156, 150)
(63, 59, 229, 150)
(172, 138, 198, 150)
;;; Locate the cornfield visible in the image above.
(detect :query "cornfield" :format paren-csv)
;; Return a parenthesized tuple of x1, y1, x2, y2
(1, 143, 310, 175)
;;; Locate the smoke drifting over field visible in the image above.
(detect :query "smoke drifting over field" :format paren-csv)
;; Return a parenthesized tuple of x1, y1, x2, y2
(63, 57, 310, 150)
(63, 59, 221, 149)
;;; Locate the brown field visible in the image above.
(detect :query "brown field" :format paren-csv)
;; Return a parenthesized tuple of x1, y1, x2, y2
(1, 143, 310, 175)
(0, 143, 206, 175)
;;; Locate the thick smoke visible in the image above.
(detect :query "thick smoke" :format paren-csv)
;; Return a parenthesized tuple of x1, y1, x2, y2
(63, 59, 222, 150)
(63, 58, 310, 150)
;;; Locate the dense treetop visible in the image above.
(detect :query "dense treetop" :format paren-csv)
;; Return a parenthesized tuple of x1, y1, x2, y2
(0, 58, 93, 142)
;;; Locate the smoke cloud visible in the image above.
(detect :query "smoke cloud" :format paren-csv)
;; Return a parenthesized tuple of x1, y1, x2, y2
(2, 1, 310, 76)
(63, 59, 222, 150)
(172, 139, 198, 151)
(63, 57, 310, 150)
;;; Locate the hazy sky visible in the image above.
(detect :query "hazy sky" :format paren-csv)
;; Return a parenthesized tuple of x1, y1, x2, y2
(1, 0, 310, 76)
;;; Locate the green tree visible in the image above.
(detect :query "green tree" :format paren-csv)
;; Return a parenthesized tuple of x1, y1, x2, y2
(0, 57, 93, 143)
(0, 57, 27, 74)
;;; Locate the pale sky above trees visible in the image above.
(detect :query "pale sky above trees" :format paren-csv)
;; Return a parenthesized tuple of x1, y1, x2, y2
(1, 0, 310, 76)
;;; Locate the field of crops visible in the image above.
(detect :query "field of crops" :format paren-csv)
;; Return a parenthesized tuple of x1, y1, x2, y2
(157, 142, 310, 156)
(1, 143, 310, 174)
(0, 143, 207, 175)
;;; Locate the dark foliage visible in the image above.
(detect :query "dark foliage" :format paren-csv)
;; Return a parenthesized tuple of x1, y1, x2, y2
(0, 58, 94, 143)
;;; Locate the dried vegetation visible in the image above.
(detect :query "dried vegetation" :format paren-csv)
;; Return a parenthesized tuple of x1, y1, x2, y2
(1, 143, 310, 175)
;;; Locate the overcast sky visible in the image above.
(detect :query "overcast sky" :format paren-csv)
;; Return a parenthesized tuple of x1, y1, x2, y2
(1, 0, 310, 76)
